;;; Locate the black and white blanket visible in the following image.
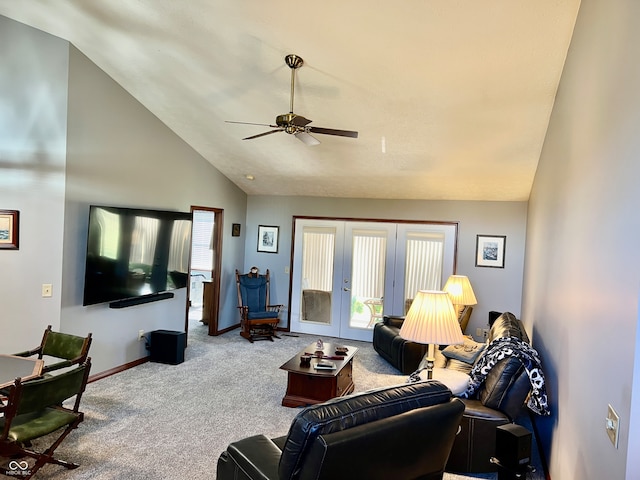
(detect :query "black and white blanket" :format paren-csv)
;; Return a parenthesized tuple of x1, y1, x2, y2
(460, 336, 551, 416)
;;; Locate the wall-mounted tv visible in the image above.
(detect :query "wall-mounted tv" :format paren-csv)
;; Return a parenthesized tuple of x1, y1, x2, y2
(82, 205, 192, 307)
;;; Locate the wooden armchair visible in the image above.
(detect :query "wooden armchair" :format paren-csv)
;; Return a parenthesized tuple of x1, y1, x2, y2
(236, 268, 282, 342)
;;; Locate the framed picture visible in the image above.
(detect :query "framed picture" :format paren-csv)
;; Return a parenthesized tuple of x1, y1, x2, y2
(257, 225, 279, 253)
(0, 210, 19, 250)
(232, 223, 241, 237)
(475, 234, 506, 268)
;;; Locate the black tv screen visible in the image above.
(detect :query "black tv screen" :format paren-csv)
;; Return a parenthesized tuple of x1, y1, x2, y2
(83, 205, 192, 306)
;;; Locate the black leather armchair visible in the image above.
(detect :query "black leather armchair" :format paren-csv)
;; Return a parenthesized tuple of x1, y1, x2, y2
(372, 315, 427, 374)
(217, 382, 464, 480)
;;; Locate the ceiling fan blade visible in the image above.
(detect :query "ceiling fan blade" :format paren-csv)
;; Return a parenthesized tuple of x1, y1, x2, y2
(294, 131, 320, 146)
(308, 126, 359, 138)
(291, 115, 312, 127)
(226, 120, 278, 127)
(242, 129, 283, 140)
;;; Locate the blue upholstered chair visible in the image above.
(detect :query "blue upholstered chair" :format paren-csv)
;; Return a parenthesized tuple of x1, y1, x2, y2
(235, 268, 282, 342)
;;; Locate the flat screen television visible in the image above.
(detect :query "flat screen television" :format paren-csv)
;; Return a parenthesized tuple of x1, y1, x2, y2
(82, 205, 192, 307)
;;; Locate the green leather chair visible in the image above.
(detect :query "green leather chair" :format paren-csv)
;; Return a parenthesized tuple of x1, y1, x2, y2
(0, 359, 92, 479)
(11, 325, 92, 374)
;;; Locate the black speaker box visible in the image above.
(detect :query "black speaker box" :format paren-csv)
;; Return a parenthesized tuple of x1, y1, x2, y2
(150, 330, 186, 365)
(495, 423, 532, 471)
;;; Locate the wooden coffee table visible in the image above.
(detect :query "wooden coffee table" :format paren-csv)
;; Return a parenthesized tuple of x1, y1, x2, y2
(279, 342, 358, 408)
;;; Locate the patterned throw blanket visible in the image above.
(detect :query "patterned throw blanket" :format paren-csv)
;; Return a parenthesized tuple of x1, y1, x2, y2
(460, 336, 551, 416)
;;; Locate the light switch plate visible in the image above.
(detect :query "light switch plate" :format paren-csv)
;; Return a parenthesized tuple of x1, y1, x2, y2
(606, 404, 620, 448)
(42, 284, 53, 297)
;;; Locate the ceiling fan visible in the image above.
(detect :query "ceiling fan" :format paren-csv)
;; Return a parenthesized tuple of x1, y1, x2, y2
(226, 54, 358, 146)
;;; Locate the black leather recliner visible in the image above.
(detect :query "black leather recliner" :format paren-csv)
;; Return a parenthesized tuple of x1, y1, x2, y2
(372, 315, 428, 374)
(445, 311, 533, 473)
(217, 382, 465, 480)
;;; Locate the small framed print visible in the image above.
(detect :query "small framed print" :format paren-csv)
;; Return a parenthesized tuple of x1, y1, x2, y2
(0, 210, 19, 250)
(257, 225, 279, 253)
(232, 223, 241, 237)
(475, 234, 506, 268)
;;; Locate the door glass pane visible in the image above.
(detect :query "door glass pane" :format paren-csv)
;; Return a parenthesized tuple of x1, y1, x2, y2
(350, 229, 387, 329)
(403, 231, 445, 313)
(300, 227, 335, 324)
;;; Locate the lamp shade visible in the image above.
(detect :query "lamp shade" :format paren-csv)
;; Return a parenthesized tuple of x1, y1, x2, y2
(443, 275, 477, 306)
(399, 290, 464, 346)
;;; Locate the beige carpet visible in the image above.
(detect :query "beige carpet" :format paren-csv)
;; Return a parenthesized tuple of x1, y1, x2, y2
(2, 323, 542, 479)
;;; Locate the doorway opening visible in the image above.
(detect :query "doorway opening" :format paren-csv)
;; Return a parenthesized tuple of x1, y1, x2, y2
(185, 206, 223, 336)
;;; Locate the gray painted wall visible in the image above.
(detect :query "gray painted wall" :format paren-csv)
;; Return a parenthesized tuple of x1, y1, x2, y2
(0, 17, 68, 350)
(244, 196, 527, 340)
(1, 17, 247, 374)
(523, 1, 640, 478)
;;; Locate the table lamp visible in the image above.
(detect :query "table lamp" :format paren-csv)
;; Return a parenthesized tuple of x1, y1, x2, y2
(399, 290, 464, 379)
(443, 274, 477, 320)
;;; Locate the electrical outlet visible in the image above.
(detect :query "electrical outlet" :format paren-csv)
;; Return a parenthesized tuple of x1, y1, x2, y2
(606, 404, 620, 448)
(138, 330, 145, 341)
(482, 328, 489, 340)
(42, 284, 53, 297)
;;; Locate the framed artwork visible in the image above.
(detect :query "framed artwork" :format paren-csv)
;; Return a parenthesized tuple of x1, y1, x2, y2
(475, 234, 506, 268)
(257, 225, 279, 253)
(0, 210, 19, 250)
(232, 223, 241, 237)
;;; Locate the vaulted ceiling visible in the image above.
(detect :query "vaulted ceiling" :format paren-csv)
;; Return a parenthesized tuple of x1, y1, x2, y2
(0, 1, 581, 201)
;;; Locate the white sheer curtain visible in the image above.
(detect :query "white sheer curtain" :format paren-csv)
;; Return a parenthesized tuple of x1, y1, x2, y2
(302, 228, 335, 291)
(351, 232, 386, 298)
(404, 232, 445, 303)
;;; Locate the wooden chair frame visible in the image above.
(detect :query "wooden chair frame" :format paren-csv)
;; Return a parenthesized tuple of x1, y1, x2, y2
(235, 269, 282, 342)
(0, 359, 92, 479)
(11, 325, 92, 374)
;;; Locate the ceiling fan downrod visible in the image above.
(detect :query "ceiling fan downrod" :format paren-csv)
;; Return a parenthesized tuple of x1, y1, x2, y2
(285, 54, 303, 115)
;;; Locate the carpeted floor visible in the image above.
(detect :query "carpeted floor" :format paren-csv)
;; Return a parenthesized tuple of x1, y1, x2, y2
(2, 323, 544, 479)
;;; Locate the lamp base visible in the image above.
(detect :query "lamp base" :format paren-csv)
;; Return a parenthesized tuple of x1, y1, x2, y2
(407, 344, 436, 383)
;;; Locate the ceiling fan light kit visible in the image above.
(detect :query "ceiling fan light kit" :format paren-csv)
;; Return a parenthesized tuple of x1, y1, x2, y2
(226, 54, 358, 145)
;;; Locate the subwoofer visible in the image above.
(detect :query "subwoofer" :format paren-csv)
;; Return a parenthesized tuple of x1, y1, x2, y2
(150, 330, 186, 365)
(495, 423, 532, 471)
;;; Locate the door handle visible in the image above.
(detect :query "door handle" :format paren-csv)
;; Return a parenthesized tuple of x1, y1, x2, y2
(343, 287, 350, 292)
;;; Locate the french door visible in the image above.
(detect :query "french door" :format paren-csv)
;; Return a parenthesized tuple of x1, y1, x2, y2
(289, 218, 457, 342)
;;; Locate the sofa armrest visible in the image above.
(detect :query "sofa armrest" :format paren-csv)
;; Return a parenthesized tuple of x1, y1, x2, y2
(217, 435, 281, 480)
(383, 315, 405, 328)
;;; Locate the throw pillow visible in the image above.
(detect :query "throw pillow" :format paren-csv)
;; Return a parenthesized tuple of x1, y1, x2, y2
(442, 336, 486, 365)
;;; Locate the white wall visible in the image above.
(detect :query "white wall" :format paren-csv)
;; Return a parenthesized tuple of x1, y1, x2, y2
(523, 1, 640, 478)
(1, 17, 248, 375)
(245, 196, 527, 340)
(0, 16, 68, 350)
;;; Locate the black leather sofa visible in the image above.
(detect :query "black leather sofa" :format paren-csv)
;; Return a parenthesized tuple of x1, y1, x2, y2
(372, 315, 428, 374)
(217, 382, 464, 480)
(445, 311, 533, 473)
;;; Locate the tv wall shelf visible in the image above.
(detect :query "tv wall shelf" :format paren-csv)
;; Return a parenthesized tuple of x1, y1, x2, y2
(109, 292, 174, 309)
